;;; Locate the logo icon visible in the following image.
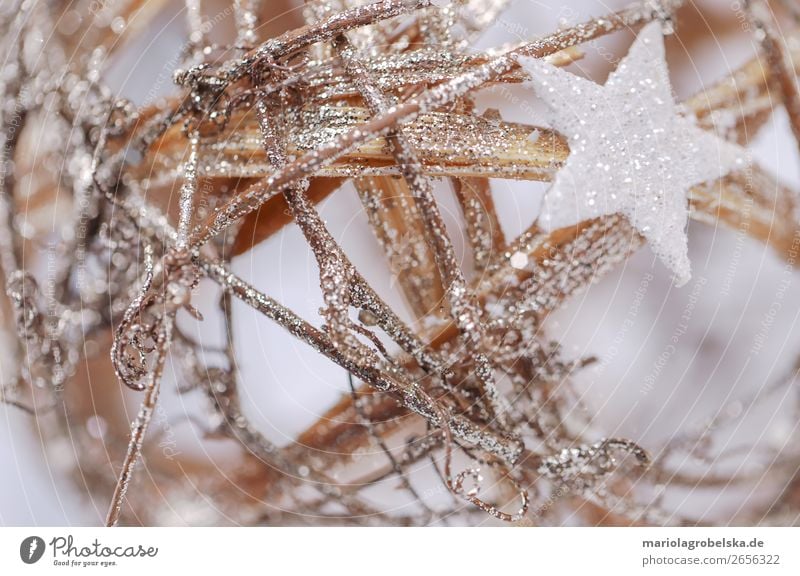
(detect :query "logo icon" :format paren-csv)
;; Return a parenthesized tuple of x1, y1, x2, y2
(20, 536, 45, 564)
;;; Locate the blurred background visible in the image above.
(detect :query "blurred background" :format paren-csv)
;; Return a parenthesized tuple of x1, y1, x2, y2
(1, 0, 799, 525)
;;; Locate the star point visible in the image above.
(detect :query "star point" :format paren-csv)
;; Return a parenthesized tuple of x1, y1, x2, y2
(517, 21, 747, 286)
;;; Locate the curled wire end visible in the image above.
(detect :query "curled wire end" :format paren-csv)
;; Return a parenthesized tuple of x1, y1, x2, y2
(539, 437, 651, 495)
(110, 244, 156, 392)
(452, 467, 529, 522)
(602, 438, 651, 467)
(111, 247, 200, 392)
(111, 321, 154, 392)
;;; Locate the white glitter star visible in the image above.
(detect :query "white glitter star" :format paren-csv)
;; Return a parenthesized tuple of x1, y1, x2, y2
(517, 22, 746, 286)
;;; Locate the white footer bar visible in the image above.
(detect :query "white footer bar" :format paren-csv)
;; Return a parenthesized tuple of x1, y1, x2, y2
(1, 527, 798, 574)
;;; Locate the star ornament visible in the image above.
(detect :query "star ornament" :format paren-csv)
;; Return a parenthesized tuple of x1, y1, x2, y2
(516, 22, 747, 286)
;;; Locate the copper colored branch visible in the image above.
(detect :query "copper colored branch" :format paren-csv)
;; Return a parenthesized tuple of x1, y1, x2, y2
(748, 0, 800, 160)
(192, 1, 675, 247)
